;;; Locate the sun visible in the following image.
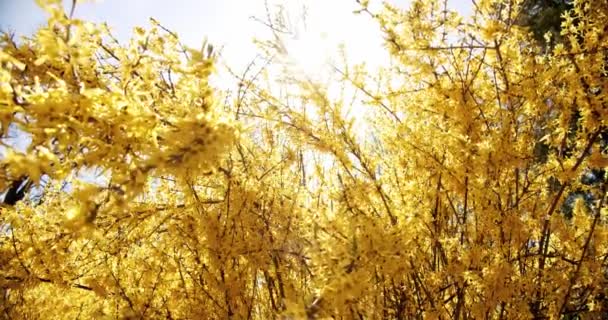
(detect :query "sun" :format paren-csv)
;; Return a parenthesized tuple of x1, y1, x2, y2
(284, 30, 330, 76)
(274, 0, 388, 79)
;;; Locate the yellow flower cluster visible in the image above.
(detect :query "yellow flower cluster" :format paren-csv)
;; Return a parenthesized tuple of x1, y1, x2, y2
(0, 0, 236, 200)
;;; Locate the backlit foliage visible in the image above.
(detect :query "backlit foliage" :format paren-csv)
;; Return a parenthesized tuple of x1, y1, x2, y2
(1, 0, 607, 319)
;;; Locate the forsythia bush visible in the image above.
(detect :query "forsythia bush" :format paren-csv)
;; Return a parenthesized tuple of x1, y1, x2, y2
(1, 0, 607, 319)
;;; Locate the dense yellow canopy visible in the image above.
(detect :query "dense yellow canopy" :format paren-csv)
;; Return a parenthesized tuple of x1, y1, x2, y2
(1, 0, 607, 319)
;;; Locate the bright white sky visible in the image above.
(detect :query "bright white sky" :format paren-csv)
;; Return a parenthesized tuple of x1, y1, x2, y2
(0, 0, 471, 79)
(0, 0, 471, 151)
(0, 0, 472, 183)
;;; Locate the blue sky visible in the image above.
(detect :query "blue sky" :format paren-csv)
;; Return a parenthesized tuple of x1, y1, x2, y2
(1, 0, 263, 69)
(0, 0, 252, 40)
